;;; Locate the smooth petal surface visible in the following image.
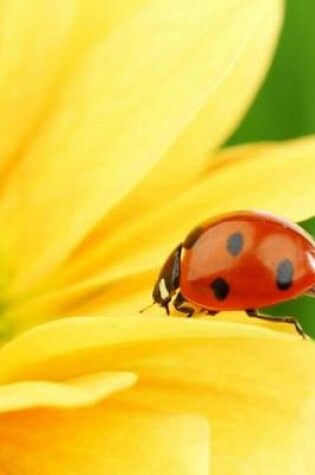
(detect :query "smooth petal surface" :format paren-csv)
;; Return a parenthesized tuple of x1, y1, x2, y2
(40, 136, 315, 297)
(0, 372, 136, 412)
(0, 316, 314, 475)
(0, 0, 283, 297)
(0, 0, 74, 174)
(0, 406, 209, 475)
(0, 317, 282, 383)
(113, 343, 315, 475)
(0, 0, 149, 176)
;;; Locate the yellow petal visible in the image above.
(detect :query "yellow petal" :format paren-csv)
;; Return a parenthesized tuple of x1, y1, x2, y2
(113, 340, 315, 475)
(0, 0, 283, 296)
(0, 316, 288, 383)
(42, 136, 315, 296)
(0, 405, 209, 475)
(0, 0, 150, 176)
(0, 316, 314, 474)
(0, 372, 136, 412)
(0, 0, 74, 174)
(71, 0, 149, 49)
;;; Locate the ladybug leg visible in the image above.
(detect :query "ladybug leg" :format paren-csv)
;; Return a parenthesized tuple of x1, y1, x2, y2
(173, 292, 195, 318)
(246, 309, 306, 339)
(200, 308, 219, 317)
(162, 301, 170, 316)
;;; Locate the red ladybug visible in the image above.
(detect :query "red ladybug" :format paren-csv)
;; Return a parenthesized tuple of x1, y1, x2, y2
(151, 211, 315, 336)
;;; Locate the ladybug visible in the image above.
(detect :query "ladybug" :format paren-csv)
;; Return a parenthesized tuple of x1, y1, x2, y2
(150, 211, 315, 336)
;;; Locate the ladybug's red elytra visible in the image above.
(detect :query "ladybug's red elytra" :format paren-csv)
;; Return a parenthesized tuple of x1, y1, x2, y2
(150, 211, 315, 336)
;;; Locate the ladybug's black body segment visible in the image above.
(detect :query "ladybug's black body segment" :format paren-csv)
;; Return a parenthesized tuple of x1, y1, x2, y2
(152, 244, 182, 314)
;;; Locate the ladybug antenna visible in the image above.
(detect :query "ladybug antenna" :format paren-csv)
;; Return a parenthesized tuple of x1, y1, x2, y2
(139, 302, 156, 314)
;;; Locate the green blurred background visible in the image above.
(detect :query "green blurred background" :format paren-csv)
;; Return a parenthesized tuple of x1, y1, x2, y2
(226, 0, 315, 337)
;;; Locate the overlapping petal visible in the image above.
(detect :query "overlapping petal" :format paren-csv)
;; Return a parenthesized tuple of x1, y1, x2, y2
(0, 316, 314, 474)
(0, 372, 136, 412)
(0, 316, 277, 383)
(0, 0, 283, 298)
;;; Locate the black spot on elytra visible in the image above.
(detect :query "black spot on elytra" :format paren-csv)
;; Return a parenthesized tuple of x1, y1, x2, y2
(183, 226, 203, 249)
(276, 259, 294, 291)
(210, 277, 230, 301)
(227, 232, 244, 256)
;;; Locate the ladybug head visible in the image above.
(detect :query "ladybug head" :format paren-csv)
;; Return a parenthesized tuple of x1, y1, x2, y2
(152, 277, 172, 314)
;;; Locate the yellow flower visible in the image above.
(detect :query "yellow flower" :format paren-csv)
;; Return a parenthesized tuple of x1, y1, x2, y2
(0, 0, 315, 474)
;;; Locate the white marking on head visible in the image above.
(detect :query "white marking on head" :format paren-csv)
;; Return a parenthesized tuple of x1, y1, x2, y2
(159, 279, 169, 300)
